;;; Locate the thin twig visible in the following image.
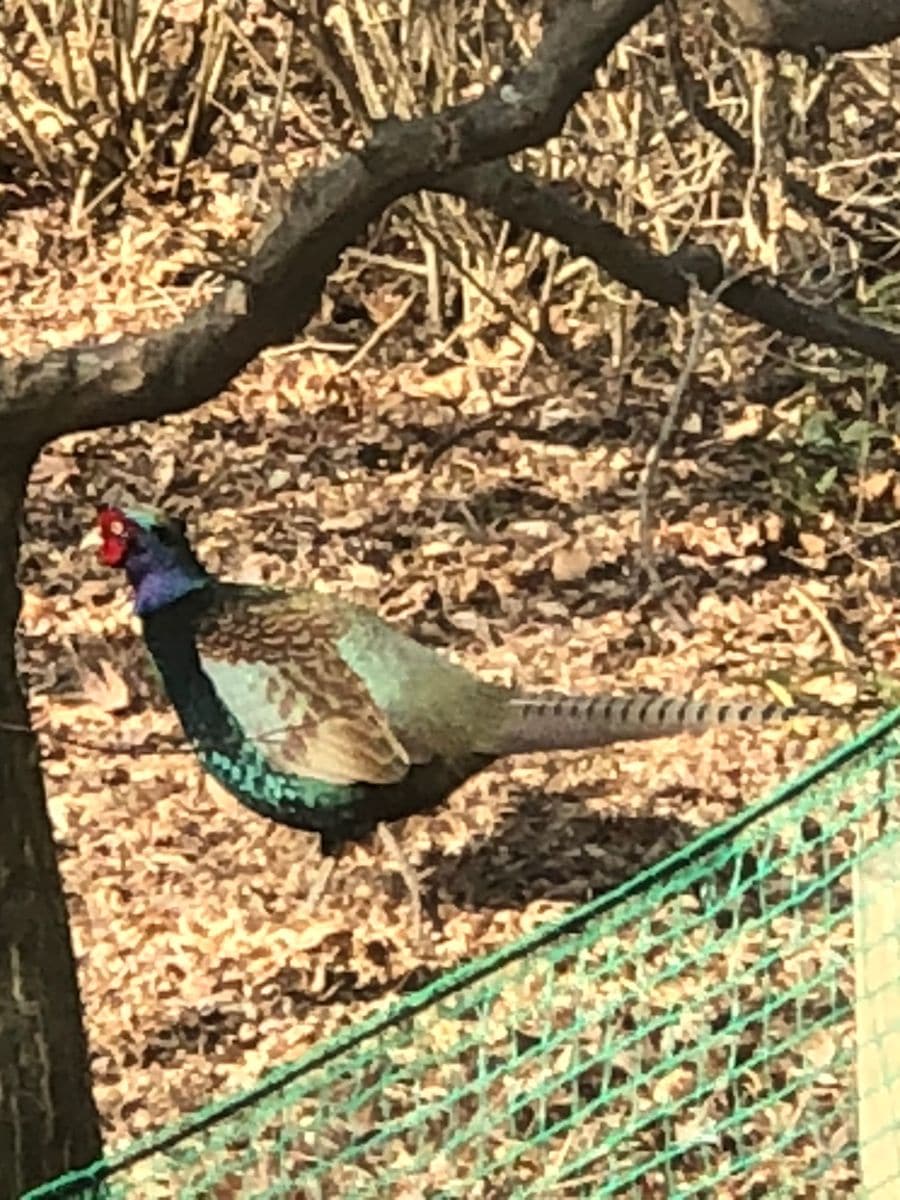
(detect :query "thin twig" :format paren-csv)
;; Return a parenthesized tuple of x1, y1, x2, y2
(334, 291, 416, 375)
(0, 717, 191, 757)
(636, 272, 742, 623)
(406, 209, 555, 355)
(172, 4, 231, 195)
(788, 586, 851, 667)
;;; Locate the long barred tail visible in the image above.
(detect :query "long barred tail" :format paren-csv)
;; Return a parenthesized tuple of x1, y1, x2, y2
(492, 692, 794, 756)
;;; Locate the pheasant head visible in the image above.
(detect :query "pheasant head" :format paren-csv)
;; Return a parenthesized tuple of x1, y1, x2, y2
(97, 505, 209, 615)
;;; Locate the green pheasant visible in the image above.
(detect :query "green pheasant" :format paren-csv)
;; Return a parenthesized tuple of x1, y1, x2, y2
(97, 503, 792, 928)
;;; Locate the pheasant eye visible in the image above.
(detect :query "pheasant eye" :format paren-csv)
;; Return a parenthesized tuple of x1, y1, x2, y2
(109, 520, 125, 537)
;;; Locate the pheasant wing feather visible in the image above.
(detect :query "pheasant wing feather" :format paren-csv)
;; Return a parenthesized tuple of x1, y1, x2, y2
(194, 589, 410, 787)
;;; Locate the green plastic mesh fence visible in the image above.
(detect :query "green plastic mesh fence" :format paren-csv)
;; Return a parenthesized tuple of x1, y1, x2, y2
(30, 710, 900, 1199)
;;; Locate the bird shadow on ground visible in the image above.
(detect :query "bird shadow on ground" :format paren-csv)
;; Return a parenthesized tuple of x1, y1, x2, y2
(420, 786, 703, 914)
(419, 784, 856, 941)
(141, 791, 705, 1068)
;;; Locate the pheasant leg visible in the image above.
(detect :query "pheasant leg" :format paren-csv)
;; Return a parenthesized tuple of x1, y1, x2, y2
(305, 855, 338, 907)
(377, 822, 427, 947)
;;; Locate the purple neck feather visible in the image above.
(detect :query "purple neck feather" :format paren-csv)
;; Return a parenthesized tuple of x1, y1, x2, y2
(124, 533, 210, 616)
(130, 568, 208, 616)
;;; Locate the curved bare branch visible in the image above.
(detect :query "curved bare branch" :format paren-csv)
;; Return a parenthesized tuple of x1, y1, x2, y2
(0, 0, 660, 450)
(446, 161, 900, 369)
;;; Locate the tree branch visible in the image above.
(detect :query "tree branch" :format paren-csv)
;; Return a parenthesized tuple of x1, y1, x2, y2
(0, 0, 660, 450)
(446, 161, 689, 305)
(445, 161, 900, 370)
(5, 0, 896, 452)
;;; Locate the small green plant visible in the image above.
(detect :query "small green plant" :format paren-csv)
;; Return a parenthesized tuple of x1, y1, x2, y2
(766, 397, 892, 515)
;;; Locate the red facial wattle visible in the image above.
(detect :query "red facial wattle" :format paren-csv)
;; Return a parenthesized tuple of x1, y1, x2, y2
(97, 506, 131, 567)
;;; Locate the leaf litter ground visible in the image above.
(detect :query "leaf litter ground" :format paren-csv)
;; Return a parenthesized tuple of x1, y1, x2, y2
(8, 212, 900, 1194)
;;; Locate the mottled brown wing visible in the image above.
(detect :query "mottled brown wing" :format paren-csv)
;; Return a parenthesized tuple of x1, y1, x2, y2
(194, 586, 410, 787)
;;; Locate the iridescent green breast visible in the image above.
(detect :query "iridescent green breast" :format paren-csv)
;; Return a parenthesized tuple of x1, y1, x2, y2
(198, 742, 365, 832)
(141, 590, 369, 841)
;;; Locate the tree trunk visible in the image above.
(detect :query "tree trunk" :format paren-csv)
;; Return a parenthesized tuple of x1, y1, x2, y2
(0, 450, 102, 1198)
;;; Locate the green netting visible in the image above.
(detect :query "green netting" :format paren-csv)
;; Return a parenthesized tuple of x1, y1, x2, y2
(30, 710, 900, 1199)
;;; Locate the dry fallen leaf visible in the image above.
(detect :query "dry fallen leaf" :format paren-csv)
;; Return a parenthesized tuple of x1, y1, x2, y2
(551, 544, 592, 582)
(81, 660, 132, 714)
(858, 470, 894, 503)
(722, 407, 766, 441)
(798, 531, 827, 560)
(799, 676, 859, 706)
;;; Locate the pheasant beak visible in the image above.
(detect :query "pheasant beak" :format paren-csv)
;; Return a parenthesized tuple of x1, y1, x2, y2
(80, 526, 103, 553)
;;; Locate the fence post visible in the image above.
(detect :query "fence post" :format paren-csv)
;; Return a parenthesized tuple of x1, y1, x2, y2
(854, 786, 900, 1197)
